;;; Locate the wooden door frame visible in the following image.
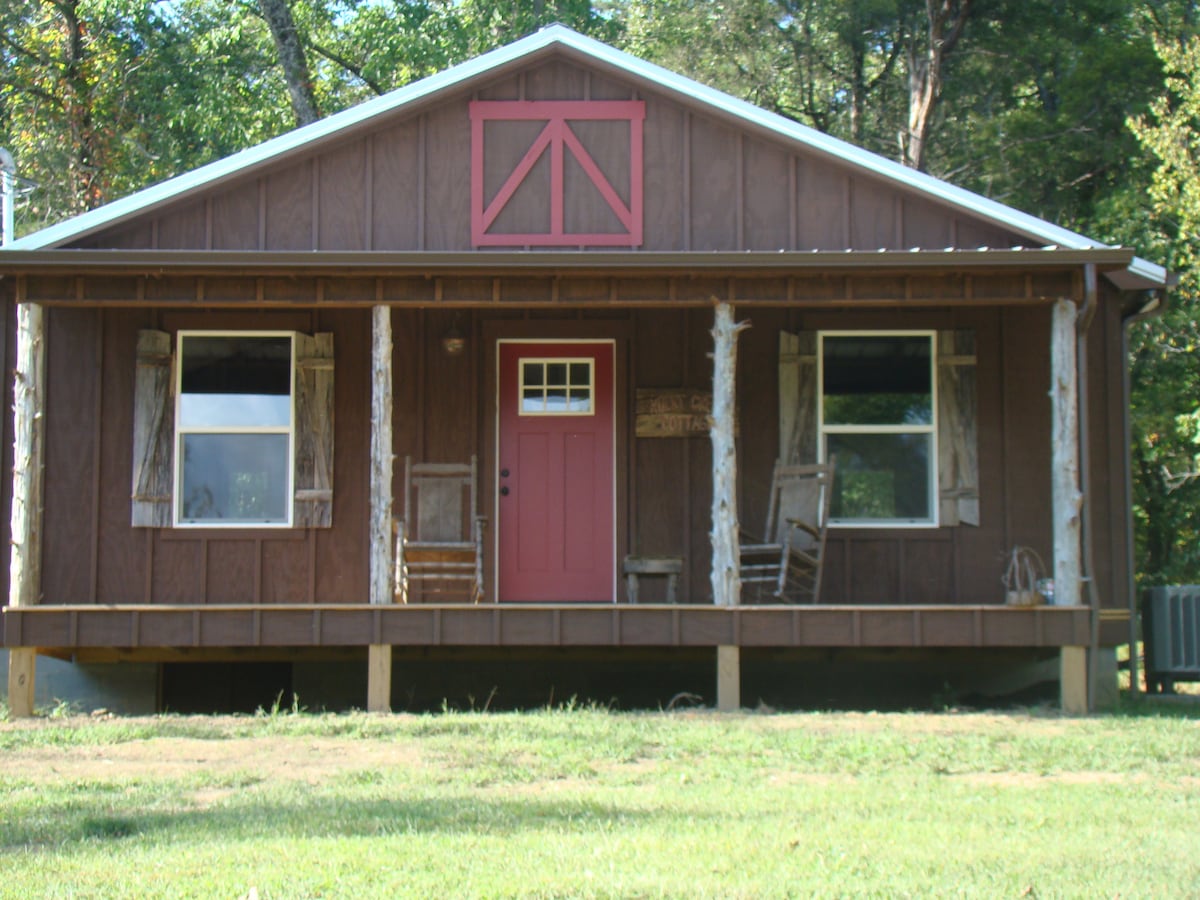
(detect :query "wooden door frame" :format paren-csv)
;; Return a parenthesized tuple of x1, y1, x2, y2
(483, 319, 631, 603)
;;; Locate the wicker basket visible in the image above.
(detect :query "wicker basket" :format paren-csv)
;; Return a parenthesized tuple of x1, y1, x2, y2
(1003, 547, 1046, 607)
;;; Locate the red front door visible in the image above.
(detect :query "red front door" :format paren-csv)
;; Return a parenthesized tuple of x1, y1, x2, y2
(498, 341, 615, 602)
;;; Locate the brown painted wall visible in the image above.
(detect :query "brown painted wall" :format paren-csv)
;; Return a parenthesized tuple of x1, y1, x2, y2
(71, 57, 1024, 256)
(36, 300, 1130, 616)
(41, 307, 370, 607)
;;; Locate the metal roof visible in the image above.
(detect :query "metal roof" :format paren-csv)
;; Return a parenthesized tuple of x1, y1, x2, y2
(1, 25, 1168, 289)
(0, 247, 1138, 276)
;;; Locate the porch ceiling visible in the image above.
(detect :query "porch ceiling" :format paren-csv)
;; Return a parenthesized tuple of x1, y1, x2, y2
(4, 604, 1091, 652)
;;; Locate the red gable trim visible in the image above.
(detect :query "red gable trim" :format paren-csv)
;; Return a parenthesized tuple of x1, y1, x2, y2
(470, 100, 645, 247)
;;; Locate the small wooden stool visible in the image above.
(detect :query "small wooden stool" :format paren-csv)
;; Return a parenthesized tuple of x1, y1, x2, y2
(623, 556, 683, 604)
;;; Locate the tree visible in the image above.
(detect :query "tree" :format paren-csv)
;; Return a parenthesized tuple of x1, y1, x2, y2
(0, 0, 141, 219)
(259, 0, 321, 125)
(1127, 30, 1200, 584)
(0, 0, 293, 232)
(1131, 34, 1200, 289)
(621, 0, 978, 170)
(931, 0, 1166, 240)
(901, 0, 971, 170)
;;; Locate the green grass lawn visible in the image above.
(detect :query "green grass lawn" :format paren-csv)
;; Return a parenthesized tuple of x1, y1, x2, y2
(1, 700, 1198, 898)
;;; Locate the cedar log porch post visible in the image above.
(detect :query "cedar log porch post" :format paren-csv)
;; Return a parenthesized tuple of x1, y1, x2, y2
(1051, 298, 1087, 713)
(711, 302, 748, 711)
(7, 301, 45, 717)
(367, 305, 393, 713)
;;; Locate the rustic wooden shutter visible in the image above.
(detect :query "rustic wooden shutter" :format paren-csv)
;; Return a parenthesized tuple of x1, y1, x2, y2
(131, 330, 175, 527)
(779, 331, 818, 464)
(937, 329, 979, 526)
(294, 332, 335, 527)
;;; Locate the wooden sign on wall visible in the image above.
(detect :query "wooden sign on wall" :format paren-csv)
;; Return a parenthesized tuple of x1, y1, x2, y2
(636, 389, 714, 438)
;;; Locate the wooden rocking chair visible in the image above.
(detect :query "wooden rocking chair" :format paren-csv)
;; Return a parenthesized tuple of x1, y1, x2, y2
(739, 458, 835, 603)
(394, 456, 487, 603)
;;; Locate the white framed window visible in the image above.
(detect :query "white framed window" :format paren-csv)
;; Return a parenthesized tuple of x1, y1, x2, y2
(818, 331, 938, 527)
(518, 358, 594, 415)
(174, 332, 295, 526)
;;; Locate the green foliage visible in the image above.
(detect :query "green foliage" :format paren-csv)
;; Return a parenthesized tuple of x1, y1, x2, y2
(1127, 305, 1200, 585)
(1128, 25, 1200, 584)
(936, 0, 1166, 235)
(0, 0, 292, 232)
(618, 0, 915, 156)
(1132, 33, 1200, 292)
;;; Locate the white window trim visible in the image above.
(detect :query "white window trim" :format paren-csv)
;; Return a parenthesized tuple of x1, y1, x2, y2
(517, 356, 596, 417)
(173, 330, 296, 528)
(818, 329, 939, 529)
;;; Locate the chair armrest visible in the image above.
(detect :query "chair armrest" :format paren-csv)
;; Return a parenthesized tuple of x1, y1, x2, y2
(393, 518, 406, 602)
(785, 518, 821, 539)
(740, 543, 783, 558)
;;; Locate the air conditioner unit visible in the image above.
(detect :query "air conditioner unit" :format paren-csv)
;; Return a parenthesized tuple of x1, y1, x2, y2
(1142, 586, 1200, 694)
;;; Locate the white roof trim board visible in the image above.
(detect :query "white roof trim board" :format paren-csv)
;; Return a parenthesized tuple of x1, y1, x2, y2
(3, 25, 1167, 288)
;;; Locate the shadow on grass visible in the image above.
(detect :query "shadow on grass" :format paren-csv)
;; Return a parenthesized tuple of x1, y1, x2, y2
(1, 792, 659, 850)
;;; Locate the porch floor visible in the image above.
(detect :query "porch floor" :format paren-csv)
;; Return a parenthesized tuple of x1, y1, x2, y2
(4, 603, 1091, 653)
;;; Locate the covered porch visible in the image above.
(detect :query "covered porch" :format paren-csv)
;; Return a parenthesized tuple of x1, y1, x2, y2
(2, 253, 1120, 715)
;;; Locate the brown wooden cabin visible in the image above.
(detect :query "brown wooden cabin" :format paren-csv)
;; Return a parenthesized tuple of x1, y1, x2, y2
(0, 27, 1169, 715)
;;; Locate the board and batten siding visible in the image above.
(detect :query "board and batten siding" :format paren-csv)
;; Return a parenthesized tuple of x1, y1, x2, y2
(33, 299, 1128, 615)
(73, 57, 1025, 256)
(40, 308, 366, 607)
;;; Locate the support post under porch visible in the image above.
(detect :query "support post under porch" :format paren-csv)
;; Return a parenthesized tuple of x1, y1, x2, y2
(1060, 646, 1088, 715)
(716, 645, 741, 712)
(1051, 298, 1087, 713)
(367, 305, 394, 713)
(7, 301, 46, 718)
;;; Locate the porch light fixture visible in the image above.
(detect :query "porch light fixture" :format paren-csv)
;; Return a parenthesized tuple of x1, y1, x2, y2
(441, 316, 466, 356)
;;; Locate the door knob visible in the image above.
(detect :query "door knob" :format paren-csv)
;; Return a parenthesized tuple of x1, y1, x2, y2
(500, 486, 510, 496)
(500, 468, 510, 478)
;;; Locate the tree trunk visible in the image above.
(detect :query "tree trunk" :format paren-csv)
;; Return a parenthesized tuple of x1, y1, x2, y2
(903, 0, 971, 171)
(258, 0, 321, 127)
(10, 301, 45, 611)
(370, 305, 393, 607)
(710, 302, 749, 608)
(1051, 298, 1082, 609)
(9, 300, 46, 717)
(57, 0, 101, 210)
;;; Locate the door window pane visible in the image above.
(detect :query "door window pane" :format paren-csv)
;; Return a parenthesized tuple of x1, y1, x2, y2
(523, 362, 544, 386)
(519, 358, 593, 415)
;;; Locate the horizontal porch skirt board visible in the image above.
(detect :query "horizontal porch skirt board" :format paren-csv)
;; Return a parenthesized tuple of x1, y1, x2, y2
(4, 605, 1091, 651)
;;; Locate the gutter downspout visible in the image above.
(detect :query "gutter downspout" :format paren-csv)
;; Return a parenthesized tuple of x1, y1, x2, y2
(1076, 265, 1099, 709)
(1121, 287, 1168, 698)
